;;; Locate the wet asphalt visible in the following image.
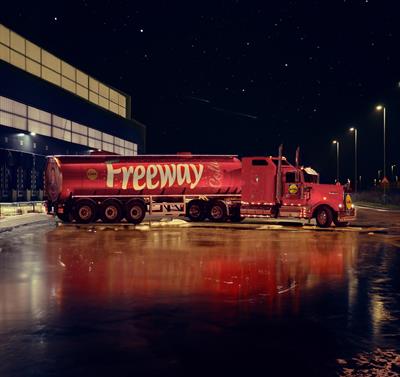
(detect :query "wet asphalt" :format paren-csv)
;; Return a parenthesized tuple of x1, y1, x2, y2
(1, 211, 400, 376)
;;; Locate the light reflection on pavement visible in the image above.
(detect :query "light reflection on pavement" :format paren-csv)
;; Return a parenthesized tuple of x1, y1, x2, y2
(0, 222, 400, 376)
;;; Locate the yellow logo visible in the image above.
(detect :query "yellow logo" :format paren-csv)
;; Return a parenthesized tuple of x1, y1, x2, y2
(288, 184, 298, 195)
(345, 194, 352, 210)
(86, 168, 98, 181)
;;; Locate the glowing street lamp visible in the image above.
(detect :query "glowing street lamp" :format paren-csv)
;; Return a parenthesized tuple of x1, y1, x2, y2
(349, 127, 358, 192)
(376, 105, 387, 180)
(332, 140, 340, 182)
(391, 164, 396, 179)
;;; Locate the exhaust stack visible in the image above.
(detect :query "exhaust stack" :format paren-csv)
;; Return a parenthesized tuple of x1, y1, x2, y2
(276, 144, 283, 203)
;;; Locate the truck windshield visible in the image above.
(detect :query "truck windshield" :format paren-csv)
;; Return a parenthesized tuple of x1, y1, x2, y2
(304, 172, 318, 183)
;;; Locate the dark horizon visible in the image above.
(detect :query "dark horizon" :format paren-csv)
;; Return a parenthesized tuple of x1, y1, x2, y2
(1, 1, 400, 184)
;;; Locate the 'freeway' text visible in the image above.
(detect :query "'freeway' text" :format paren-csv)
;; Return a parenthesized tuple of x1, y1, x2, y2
(106, 163, 204, 190)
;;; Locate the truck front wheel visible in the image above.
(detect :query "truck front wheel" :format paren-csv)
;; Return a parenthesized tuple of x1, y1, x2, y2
(315, 206, 333, 228)
(125, 200, 146, 224)
(186, 200, 206, 222)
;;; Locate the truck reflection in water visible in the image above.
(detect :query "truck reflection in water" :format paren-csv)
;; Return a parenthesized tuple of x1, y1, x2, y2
(3, 225, 400, 376)
(46, 226, 356, 315)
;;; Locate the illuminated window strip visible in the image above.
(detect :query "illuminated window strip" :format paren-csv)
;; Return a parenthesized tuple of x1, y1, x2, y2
(0, 24, 128, 118)
(1, 41, 126, 115)
(0, 96, 137, 155)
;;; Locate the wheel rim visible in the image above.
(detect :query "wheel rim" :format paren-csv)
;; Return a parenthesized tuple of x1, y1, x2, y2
(317, 210, 327, 225)
(189, 205, 201, 218)
(105, 205, 118, 220)
(211, 206, 223, 219)
(130, 206, 143, 220)
(79, 205, 92, 221)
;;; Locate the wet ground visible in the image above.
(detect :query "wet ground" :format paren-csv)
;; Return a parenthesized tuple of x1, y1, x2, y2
(1, 211, 400, 376)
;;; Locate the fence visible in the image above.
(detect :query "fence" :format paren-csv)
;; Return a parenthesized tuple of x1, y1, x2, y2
(0, 201, 45, 217)
(353, 186, 400, 206)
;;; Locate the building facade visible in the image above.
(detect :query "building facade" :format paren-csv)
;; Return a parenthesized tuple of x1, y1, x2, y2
(0, 23, 145, 202)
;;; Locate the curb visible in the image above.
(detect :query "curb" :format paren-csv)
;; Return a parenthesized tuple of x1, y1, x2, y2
(356, 204, 400, 213)
(0, 218, 56, 234)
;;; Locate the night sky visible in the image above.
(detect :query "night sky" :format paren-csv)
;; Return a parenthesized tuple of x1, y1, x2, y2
(1, 1, 400, 184)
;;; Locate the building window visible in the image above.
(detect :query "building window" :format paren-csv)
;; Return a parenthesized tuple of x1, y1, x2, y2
(20, 140, 24, 146)
(0, 95, 139, 156)
(45, 145, 48, 151)
(4, 136, 8, 143)
(0, 24, 129, 117)
(33, 142, 36, 149)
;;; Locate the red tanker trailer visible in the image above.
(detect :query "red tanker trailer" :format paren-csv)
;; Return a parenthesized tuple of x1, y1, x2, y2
(45, 148, 355, 227)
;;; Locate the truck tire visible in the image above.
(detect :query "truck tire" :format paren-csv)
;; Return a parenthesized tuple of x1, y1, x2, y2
(101, 199, 123, 223)
(57, 211, 73, 223)
(208, 201, 228, 222)
(230, 206, 244, 222)
(186, 200, 206, 221)
(315, 206, 333, 228)
(73, 199, 97, 224)
(333, 216, 348, 227)
(125, 200, 146, 224)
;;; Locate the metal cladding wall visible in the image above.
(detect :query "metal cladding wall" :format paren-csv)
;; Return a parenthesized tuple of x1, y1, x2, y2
(0, 59, 145, 202)
(47, 155, 242, 201)
(0, 149, 46, 202)
(0, 61, 145, 152)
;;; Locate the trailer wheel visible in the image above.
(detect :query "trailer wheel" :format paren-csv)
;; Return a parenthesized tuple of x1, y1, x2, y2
(315, 206, 333, 228)
(73, 199, 97, 224)
(101, 199, 123, 223)
(186, 200, 206, 222)
(208, 201, 228, 222)
(125, 200, 146, 224)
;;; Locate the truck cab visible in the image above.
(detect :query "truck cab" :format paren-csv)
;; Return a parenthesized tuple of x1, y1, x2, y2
(241, 156, 355, 227)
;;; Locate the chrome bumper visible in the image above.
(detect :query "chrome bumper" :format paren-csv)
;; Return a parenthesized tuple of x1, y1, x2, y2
(337, 208, 356, 222)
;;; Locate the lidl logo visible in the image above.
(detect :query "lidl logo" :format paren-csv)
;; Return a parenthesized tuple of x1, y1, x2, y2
(288, 184, 298, 195)
(87, 168, 98, 181)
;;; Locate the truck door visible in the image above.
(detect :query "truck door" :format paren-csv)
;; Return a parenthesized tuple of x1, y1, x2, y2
(283, 170, 305, 204)
(241, 158, 276, 204)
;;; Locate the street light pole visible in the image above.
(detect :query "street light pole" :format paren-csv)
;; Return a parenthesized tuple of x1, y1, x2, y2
(349, 127, 358, 192)
(376, 105, 387, 179)
(333, 140, 340, 182)
(376, 105, 387, 203)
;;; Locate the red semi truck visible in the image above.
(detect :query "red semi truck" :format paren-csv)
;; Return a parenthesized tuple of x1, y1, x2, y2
(44, 148, 355, 227)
